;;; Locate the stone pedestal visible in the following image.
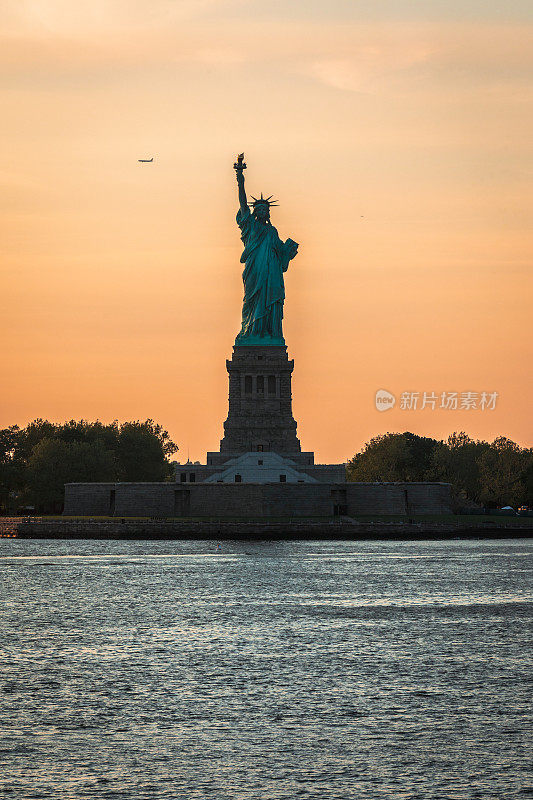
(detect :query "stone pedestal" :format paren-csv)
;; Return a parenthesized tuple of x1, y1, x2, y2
(218, 344, 304, 457)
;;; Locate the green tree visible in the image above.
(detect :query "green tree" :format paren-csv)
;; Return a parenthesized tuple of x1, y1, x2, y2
(116, 420, 177, 482)
(57, 419, 120, 450)
(347, 432, 438, 482)
(26, 438, 116, 512)
(347, 430, 533, 510)
(0, 417, 179, 513)
(13, 419, 57, 463)
(477, 436, 530, 508)
(0, 426, 22, 513)
(429, 432, 490, 506)
(522, 458, 533, 506)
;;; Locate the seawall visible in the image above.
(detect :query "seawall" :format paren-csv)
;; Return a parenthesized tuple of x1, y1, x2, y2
(4, 519, 533, 540)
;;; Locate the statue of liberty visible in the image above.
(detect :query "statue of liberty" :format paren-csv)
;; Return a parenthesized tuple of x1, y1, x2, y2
(234, 154, 298, 345)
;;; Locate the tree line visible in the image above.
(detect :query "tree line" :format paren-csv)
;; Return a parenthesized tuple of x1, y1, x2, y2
(0, 419, 178, 514)
(1, 421, 531, 514)
(347, 431, 533, 510)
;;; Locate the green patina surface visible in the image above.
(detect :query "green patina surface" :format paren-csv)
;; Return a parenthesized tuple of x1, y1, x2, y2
(235, 334, 285, 347)
(234, 155, 298, 346)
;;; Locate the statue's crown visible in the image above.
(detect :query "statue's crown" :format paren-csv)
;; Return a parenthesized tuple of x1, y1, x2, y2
(249, 193, 278, 208)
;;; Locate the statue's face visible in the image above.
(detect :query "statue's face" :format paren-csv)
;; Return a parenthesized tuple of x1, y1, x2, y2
(254, 204, 270, 222)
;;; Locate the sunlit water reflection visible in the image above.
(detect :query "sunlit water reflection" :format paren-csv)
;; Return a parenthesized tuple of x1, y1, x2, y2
(1, 538, 532, 799)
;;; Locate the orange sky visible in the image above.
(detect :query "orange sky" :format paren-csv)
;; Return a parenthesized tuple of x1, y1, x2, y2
(1, 1, 532, 463)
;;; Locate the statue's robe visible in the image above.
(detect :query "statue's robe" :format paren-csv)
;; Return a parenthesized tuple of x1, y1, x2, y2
(236, 206, 294, 341)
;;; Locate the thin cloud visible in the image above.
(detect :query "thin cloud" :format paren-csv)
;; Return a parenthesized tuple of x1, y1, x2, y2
(307, 43, 435, 93)
(0, 15, 531, 100)
(2, 0, 244, 34)
(298, 24, 533, 95)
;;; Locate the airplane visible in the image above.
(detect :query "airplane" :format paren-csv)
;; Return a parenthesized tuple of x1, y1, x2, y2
(138, 157, 154, 163)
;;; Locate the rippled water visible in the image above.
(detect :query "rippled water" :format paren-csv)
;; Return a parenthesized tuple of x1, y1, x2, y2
(1, 538, 532, 799)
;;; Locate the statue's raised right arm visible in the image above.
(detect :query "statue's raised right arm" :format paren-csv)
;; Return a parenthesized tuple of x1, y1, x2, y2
(233, 153, 248, 214)
(236, 170, 247, 214)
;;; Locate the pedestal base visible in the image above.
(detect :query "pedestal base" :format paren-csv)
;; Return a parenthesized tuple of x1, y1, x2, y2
(219, 344, 303, 455)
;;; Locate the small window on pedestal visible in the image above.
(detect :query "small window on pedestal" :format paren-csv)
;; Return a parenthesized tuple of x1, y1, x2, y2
(279, 474, 287, 482)
(235, 474, 242, 483)
(257, 444, 263, 452)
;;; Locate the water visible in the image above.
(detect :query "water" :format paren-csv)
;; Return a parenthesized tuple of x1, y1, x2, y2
(0, 538, 532, 800)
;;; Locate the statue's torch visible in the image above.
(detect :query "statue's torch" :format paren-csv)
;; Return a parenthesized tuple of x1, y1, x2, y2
(233, 153, 247, 172)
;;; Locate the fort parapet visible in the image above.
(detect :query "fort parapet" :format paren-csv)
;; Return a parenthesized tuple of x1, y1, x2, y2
(64, 480, 452, 518)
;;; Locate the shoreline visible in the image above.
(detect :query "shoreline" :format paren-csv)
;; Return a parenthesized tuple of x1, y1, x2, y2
(2, 518, 532, 540)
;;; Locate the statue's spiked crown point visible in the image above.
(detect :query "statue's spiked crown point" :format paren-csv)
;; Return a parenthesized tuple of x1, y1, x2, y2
(249, 192, 279, 208)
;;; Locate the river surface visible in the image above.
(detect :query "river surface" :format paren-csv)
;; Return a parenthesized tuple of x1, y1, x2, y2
(0, 538, 532, 799)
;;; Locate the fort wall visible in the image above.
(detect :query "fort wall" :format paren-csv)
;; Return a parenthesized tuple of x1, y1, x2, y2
(64, 481, 452, 518)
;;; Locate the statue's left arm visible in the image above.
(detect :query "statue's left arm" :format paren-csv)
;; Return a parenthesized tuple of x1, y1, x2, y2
(281, 237, 299, 272)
